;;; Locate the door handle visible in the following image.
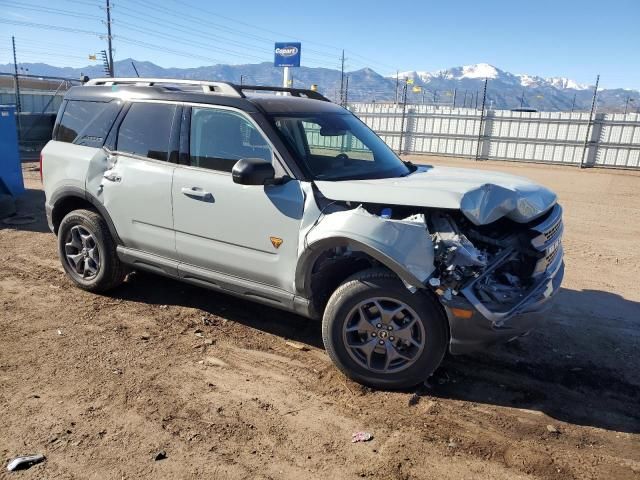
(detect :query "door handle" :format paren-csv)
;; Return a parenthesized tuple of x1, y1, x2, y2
(103, 172, 121, 182)
(181, 186, 213, 201)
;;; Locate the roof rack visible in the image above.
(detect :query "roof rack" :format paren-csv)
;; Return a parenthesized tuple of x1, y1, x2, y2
(84, 78, 242, 97)
(84, 77, 331, 102)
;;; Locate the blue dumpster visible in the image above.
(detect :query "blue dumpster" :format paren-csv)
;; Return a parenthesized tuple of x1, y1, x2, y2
(0, 105, 25, 197)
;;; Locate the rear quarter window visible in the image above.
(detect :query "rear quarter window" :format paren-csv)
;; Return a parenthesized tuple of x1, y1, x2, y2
(55, 100, 121, 147)
(116, 102, 176, 161)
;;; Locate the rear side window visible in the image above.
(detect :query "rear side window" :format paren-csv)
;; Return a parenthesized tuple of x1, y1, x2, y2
(116, 102, 176, 161)
(55, 100, 120, 147)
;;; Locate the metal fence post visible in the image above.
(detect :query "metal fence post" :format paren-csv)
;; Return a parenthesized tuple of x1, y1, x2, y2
(580, 74, 600, 168)
(474, 78, 488, 161)
(398, 82, 408, 155)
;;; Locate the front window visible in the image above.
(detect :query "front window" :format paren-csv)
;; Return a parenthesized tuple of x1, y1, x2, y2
(190, 108, 272, 172)
(271, 112, 410, 180)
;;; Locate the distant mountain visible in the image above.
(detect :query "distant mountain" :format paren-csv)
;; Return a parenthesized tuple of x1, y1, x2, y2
(394, 63, 590, 91)
(1, 59, 638, 112)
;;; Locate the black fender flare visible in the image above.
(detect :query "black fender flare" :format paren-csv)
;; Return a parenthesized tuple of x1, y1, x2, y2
(50, 186, 123, 245)
(294, 236, 427, 298)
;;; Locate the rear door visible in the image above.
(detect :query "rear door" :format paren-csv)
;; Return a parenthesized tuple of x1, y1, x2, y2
(86, 101, 180, 259)
(171, 105, 304, 292)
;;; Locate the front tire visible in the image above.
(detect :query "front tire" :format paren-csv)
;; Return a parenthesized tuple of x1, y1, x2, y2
(322, 268, 448, 389)
(57, 209, 126, 292)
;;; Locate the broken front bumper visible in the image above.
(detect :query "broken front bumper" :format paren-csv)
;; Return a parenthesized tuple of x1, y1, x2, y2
(446, 204, 565, 354)
(447, 259, 563, 354)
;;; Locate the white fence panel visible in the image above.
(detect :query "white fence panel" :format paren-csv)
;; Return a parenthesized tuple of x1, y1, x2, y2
(348, 103, 640, 169)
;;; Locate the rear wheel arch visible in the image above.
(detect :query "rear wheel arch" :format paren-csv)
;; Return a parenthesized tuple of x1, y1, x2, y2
(51, 189, 121, 244)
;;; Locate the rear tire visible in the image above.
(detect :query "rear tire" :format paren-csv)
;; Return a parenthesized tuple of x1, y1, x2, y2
(322, 268, 448, 389)
(57, 209, 126, 292)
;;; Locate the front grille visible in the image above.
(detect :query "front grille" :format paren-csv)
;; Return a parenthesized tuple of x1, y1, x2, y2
(546, 244, 560, 265)
(530, 204, 563, 251)
(544, 219, 562, 242)
(530, 204, 564, 275)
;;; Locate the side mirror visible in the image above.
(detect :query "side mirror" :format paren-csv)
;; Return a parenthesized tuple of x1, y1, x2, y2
(232, 158, 276, 185)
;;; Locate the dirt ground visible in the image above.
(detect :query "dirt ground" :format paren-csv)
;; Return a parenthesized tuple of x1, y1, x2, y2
(1, 157, 639, 480)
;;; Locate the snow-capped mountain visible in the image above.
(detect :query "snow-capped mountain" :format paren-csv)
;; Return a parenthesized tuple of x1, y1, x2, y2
(392, 63, 591, 91)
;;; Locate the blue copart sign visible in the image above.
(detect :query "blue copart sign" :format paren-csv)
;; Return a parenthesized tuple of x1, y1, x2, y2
(274, 42, 301, 67)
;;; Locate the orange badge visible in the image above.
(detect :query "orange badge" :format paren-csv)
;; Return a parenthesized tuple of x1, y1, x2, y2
(270, 237, 283, 249)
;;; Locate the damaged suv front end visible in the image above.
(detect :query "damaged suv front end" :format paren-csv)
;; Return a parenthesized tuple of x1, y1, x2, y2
(269, 102, 564, 386)
(429, 203, 564, 353)
(306, 164, 564, 355)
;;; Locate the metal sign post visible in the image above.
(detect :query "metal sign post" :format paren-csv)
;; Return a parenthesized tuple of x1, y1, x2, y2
(283, 66, 291, 88)
(274, 42, 301, 89)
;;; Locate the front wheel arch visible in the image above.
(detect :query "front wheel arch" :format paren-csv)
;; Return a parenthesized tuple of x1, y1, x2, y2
(295, 237, 429, 300)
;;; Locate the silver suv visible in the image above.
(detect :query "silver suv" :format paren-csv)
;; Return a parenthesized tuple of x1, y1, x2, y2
(42, 78, 564, 388)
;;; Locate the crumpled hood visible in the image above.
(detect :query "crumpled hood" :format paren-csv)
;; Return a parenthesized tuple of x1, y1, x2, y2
(314, 165, 557, 225)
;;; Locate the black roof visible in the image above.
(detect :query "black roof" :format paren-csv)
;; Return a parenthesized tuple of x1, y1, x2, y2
(63, 83, 344, 115)
(247, 95, 345, 114)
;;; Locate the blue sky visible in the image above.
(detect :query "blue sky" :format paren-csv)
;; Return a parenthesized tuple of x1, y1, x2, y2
(1, 0, 639, 89)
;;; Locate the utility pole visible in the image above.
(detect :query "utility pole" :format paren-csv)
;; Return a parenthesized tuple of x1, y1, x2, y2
(11, 36, 22, 145)
(570, 93, 576, 112)
(580, 74, 600, 169)
(520, 88, 525, 108)
(624, 96, 630, 115)
(344, 75, 349, 105)
(339, 50, 345, 105)
(105, 0, 114, 76)
(11, 36, 21, 114)
(398, 80, 408, 155)
(452, 88, 457, 108)
(462, 90, 468, 108)
(474, 78, 488, 161)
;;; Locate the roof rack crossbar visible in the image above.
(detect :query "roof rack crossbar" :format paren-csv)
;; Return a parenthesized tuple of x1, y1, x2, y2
(84, 78, 244, 97)
(238, 84, 330, 102)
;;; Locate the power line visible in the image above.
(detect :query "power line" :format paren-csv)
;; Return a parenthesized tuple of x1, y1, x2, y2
(114, 3, 334, 67)
(0, 1, 103, 20)
(0, 48, 93, 61)
(0, 19, 102, 37)
(116, 36, 228, 65)
(128, 0, 376, 69)
(116, 20, 267, 63)
(167, 0, 339, 57)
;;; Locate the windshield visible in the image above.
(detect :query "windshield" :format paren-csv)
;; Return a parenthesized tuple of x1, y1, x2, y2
(270, 112, 411, 181)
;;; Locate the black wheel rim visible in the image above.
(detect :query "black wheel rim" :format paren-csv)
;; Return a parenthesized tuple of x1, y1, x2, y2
(63, 225, 100, 280)
(342, 297, 426, 373)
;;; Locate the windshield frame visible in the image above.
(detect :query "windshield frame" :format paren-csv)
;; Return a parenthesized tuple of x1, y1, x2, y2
(266, 111, 412, 182)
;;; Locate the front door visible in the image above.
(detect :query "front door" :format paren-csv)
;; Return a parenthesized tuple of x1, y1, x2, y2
(172, 106, 304, 292)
